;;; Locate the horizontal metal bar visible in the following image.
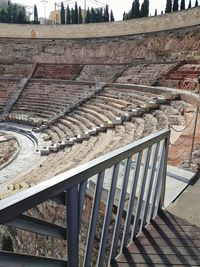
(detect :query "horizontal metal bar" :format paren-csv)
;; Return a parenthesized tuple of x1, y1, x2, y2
(0, 250, 67, 267)
(6, 214, 66, 240)
(0, 129, 170, 224)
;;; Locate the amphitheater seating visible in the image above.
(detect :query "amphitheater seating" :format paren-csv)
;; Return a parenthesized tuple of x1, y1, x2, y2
(40, 86, 181, 151)
(0, 80, 20, 113)
(116, 63, 178, 85)
(76, 64, 128, 82)
(158, 63, 200, 91)
(9, 80, 93, 122)
(5, 96, 187, 190)
(33, 64, 83, 80)
(0, 64, 33, 78)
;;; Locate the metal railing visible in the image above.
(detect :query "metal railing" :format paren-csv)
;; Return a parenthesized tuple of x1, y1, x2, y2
(0, 129, 170, 266)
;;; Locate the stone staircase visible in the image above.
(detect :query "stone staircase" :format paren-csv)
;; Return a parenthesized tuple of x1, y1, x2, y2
(2, 78, 28, 115)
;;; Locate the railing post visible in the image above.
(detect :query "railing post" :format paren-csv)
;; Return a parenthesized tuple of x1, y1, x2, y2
(159, 133, 170, 211)
(66, 185, 79, 267)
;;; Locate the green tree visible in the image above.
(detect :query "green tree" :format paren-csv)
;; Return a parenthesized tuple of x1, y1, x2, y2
(154, 9, 157, 16)
(104, 5, 109, 21)
(132, 0, 140, 18)
(173, 0, 179, 11)
(99, 7, 103, 22)
(66, 5, 70, 24)
(74, 2, 78, 24)
(60, 2, 65, 24)
(165, 0, 172, 13)
(0, 9, 7, 22)
(123, 11, 126, 20)
(85, 8, 90, 23)
(90, 7, 96, 23)
(17, 8, 26, 24)
(34, 4, 38, 22)
(110, 9, 114, 21)
(95, 8, 101, 22)
(180, 0, 185, 9)
(71, 8, 75, 24)
(188, 0, 192, 8)
(195, 0, 198, 6)
(78, 6, 83, 24)
(0, 3, 27, 23)
(141, 0, 149, 17)
(140, 2, 145, 17)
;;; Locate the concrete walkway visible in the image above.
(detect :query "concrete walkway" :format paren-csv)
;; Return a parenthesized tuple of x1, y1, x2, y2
(169, 176, 200, 227)
(0, 129, 41, 193)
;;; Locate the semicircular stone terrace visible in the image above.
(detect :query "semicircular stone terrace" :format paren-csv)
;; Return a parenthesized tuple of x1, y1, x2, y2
(0, 21, 200, 198)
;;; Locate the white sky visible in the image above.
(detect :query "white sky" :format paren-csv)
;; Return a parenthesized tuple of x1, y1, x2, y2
(12, 0, 197, 21)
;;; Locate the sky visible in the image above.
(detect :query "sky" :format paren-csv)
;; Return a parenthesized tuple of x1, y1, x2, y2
(12, 0, 197, 21)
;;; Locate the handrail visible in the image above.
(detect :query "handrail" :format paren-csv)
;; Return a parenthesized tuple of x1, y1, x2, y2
(0, 129, 170, 267)
(0, 129, 169, 224)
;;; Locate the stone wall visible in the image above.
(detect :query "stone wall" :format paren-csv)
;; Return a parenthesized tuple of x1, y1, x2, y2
(0, 24, 200, 65)
(0, 7, 200, 39)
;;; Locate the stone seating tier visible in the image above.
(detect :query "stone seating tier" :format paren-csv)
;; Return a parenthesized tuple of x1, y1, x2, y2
(116, 63, 178, 85)
(0, 80, 19, 113)
(11, 82, 93, 121)
(40, 89, 181, 155)
(76, 64, 128, 83)
(0, 64, 33, 78)
(33, 64, 84, 80)
(158, 63, 200, 91)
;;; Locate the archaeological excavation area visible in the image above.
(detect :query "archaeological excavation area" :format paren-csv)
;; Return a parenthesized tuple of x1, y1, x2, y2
(0, 9, 200, 266)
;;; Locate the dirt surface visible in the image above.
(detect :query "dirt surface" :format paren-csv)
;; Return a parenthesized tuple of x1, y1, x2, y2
(168, 105, 200, 171)
(0, 132, 19, 167)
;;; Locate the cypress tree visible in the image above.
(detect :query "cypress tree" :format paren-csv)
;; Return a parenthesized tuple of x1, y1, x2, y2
(123, 11, 126, 20)
(0, 9, 7, 23)
(97, 9, 102, 22)
(195, 0, 198, 6)
(90, 8, 95, 23)
(66, 5, 70, 24)
(165, 0, 172, 13)
(71, 8, 75, 24)
(104, 5, 109, 22)
(85, 8, 90, 23)
(74, 2, 78, 24)
(188, 0, 192, 8)
(141, 3, 145, 17)
(173, 0, 179, 11)
(60, 2, 65, 24)
(142, 0, 149, 17)
(154, 9, 157, 16)
(34, 4, 38, 22)
(144, 0, 149, 16)
(132, 0, 140, 18)
(99, 7, 103, 22)
(17, 8, 26, 24)
(180, 0, 185, 9)
(110, 10, 114, 21)
(78, 6, 83, 24)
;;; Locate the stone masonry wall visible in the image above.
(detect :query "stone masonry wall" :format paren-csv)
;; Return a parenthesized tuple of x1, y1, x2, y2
(0, 7, 200, 38)
(0, 24, 200, 65)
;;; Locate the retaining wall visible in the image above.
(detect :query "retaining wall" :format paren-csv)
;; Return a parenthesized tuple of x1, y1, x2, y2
(0, 7, 200, 39)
